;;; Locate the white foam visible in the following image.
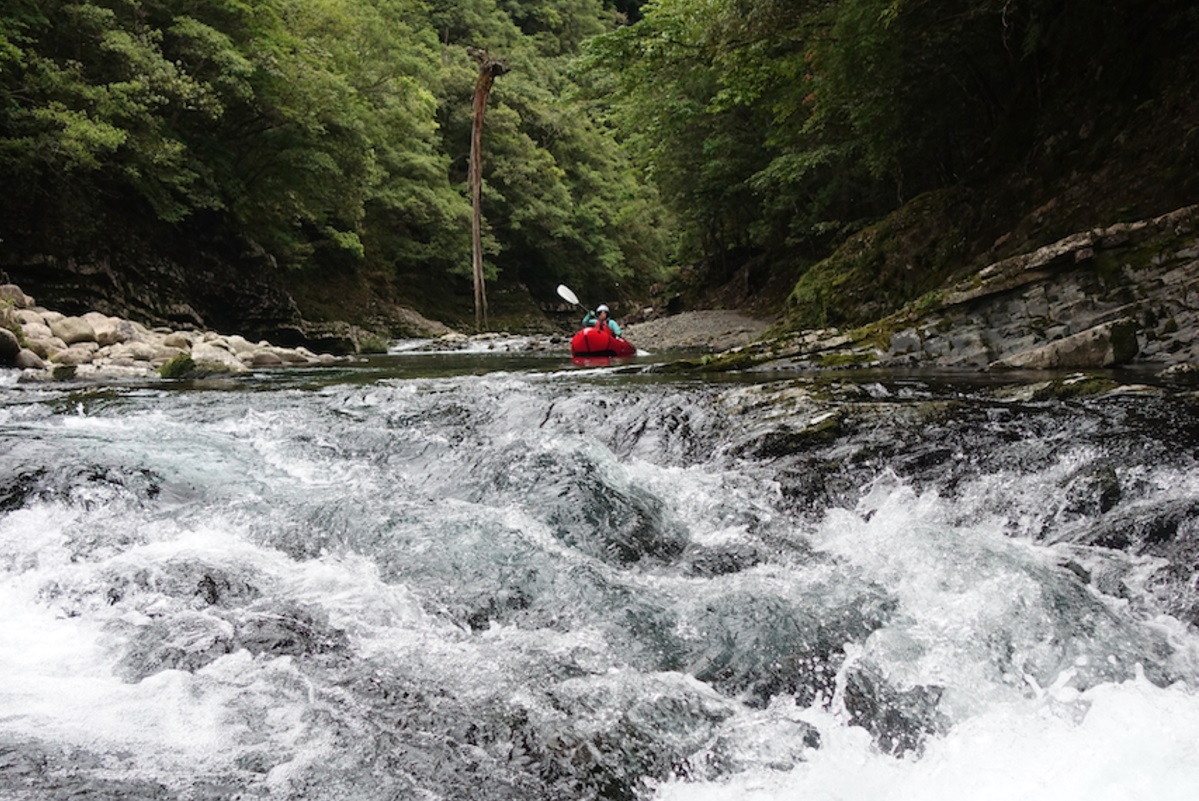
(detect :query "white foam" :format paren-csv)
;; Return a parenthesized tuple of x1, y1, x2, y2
(653, 676, 1199, 801)
(0, 503, 427, 785)
(0, 582, 236, 772)
(650, 473, 1199, 801)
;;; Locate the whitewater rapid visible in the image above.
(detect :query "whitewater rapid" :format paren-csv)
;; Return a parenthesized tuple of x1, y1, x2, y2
(1, 358, 1198, 799)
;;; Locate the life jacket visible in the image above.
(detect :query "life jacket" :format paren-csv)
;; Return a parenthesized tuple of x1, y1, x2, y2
(593, 316, 609, 333)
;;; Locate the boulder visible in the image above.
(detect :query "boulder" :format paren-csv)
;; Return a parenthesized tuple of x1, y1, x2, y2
(0, 284, 34, 308)
(162, 331, 196, 349)
(191, 341, 249, 373)
(151, 345, 188, 364)
(224, 334, 256, 355)
(249, 351, 285, 367)
(992, 319, 1140, 370)
(0, 327, 19, 364)
(15, 348, 45, 369)
(107, 341, 160, 362)
(49, 316, 97, 346)
(21, 320, 53, 340)
(24, 336, 67, 359)
(93, 317, 137, 346)
(50, 344, 99, 367)
(81, 311, 118, 337)
(269, 347, 310, 364)
(0, 276, 349, 380)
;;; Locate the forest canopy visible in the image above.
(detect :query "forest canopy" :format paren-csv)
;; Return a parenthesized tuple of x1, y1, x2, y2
(582, 0, 1199, 297)
(2, 0, 1197, 327)
(0, 0, 668, 309)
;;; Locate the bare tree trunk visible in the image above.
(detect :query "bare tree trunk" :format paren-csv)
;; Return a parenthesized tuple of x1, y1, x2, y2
(468, 48, 509, 331)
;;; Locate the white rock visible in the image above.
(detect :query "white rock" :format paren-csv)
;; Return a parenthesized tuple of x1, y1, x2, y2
(15, 348, 45, 369)
(50, 345, 99, 366)
(108, 341, 159, 362)
(225, 335, 256, 354)
(269, 347, 309, 364)
(0, 284, 33, 308)
(162, 331, 195, 349)
(25, 336, 67, 359)
(250, 351, 285, 367)
(95, 318, 137, 346)
(191, 341, 249, 373)
(50, 316, 97, 345)
(21, 321, 52, 340)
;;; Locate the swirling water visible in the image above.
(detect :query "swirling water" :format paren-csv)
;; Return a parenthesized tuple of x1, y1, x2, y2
(2, 350, 1199, 800)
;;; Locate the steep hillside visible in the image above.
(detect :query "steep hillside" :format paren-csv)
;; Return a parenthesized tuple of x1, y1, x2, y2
(773, 84, 1199, 336)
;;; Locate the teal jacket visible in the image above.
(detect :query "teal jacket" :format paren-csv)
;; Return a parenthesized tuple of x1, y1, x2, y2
(582, 311, 622, 337)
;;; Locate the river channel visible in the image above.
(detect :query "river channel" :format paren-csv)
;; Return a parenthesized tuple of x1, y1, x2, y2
(2, 341, 1198, 800)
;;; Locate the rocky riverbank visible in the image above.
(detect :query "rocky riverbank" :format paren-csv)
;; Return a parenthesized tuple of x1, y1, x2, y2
(1, 276, 776, 383)
(10, 204, 1199, 382)
(622, 310, 770, 353)
(703, 205, 1199, 379)
(0, 283, 352, 381)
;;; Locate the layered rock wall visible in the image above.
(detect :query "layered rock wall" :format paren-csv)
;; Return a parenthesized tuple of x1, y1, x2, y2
(886, 205, 1199, 369)
(730, 205, 1199, 374)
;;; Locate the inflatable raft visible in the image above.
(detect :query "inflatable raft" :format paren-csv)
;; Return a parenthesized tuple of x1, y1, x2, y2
(570, 327, 635, 358)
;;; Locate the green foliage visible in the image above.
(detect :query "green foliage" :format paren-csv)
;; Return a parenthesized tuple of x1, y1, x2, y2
(429, 0, 670, 299)
(355, 330, 391, 354)
(1, 0, 668, 316)
(582, 0, 1199, 327)
(778, 189, 968, 330)
(578, 0, 890, 268)
(7, 0, 1187, 333)
(157, 352, 196, 379)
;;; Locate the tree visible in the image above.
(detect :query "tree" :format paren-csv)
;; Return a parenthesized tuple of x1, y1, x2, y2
(467, 47, 510, 329)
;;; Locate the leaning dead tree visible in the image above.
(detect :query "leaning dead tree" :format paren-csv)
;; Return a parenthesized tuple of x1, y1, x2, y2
(467, 47, 510, 330)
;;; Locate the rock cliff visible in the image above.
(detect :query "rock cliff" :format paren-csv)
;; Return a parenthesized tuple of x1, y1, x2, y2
(710, 205, 1199, 376)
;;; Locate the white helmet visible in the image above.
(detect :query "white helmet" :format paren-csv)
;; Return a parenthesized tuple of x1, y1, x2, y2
(596, 304, 610, 313)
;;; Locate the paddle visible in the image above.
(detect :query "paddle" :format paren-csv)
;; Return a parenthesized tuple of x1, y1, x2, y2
(556, 283, 584, 310)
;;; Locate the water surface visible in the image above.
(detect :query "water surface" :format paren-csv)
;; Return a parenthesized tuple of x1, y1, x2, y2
(2, 347, 1198, 800)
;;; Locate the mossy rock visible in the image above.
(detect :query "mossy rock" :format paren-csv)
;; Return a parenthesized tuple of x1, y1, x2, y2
(819, 350, 877, 369)
(356, 332, 391, 354)
(1, 301, 26, 345)
(697, 349, 764, 372)
(777, 189, 971, 335)
(743, 412, 844, 457)
(1030, 374, 1120, 400)
(158, 354, 197, 379)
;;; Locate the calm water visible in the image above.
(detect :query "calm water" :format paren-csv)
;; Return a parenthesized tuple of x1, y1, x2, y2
(2, 344, 1198, 800)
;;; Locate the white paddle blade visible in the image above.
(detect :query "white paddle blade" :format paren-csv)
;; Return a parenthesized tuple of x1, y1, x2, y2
(556, 284, 580, 306)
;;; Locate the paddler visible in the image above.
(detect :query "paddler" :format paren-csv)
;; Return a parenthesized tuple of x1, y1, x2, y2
(582, 304, 623, 337)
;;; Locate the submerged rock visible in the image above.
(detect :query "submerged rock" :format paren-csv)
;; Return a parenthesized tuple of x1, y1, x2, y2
(116, 612, 236, 681)
(842, 662, 948, 757)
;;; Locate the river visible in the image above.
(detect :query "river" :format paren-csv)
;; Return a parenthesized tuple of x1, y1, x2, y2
(2, 341, 1199, 800)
